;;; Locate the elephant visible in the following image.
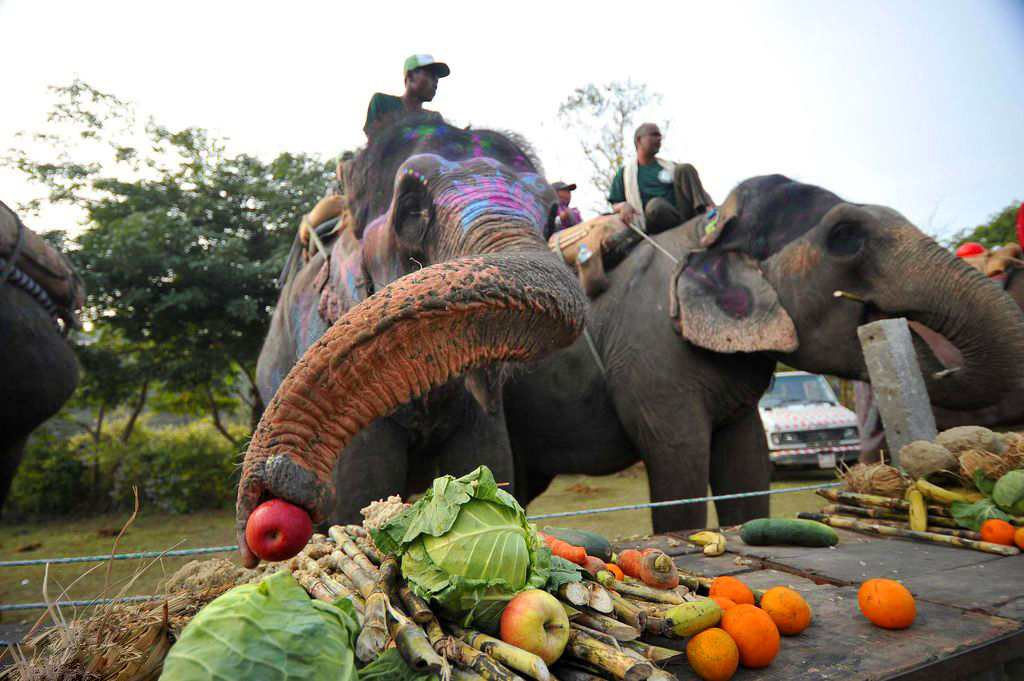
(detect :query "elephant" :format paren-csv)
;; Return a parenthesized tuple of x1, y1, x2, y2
(501, 175, 1024, 534)
(240, 115, 587, 565)
(0, 200, 83, 514)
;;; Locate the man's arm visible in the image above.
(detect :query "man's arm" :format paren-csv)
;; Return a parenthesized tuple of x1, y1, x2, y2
(606, 168, 636, 224)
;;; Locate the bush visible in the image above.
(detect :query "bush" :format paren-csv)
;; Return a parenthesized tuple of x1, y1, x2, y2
(5, 422, 244, 517)
(5, 431, 91, 515)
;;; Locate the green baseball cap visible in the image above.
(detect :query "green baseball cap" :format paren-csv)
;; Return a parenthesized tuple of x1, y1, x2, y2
(404, 54, 450, 78)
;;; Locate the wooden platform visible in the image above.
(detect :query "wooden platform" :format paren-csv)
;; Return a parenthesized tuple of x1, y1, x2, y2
(617, 528, 1024, 680)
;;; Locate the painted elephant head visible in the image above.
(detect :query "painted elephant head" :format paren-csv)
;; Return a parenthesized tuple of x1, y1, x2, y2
(674, 175, 1024, 410)
(237, 116, 587, 566)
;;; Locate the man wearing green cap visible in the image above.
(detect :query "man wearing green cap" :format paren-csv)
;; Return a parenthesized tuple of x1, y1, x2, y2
(363, 54, 450, 139)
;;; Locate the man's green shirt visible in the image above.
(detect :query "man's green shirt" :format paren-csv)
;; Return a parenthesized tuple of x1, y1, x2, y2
(607, 163, 675, 207)
(363, 93, 442, 136)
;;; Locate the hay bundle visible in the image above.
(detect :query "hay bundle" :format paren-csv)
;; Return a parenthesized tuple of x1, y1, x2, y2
(838, 460, 911, 497)
(958, 449, 1015, 481)
(3, 586, 232, 681)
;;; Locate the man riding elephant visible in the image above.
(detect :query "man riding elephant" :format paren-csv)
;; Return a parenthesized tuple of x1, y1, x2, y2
(608, 122, 715, 234)
(363, 54, 448, 140)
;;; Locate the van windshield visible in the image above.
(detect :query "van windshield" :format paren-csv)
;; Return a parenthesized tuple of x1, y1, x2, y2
(760, 374, 838, 409)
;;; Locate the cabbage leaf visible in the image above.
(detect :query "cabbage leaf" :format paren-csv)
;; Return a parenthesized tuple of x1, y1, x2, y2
(373, 465, 561, 632)
(160, 570, 359, 681)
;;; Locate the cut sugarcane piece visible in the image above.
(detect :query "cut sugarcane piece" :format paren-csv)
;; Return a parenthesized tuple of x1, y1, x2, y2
(448, 624, 553, 681)
(596, 572, 684, 605)
(385, 599, 445, 677)
(585, 581, 615, 614)
(798, 512, 1020, 556)
(621, 639, 685, 663)
(565, 628, 653, 681)
(560, 581, 593, 608)
(573, 609, 642, 641)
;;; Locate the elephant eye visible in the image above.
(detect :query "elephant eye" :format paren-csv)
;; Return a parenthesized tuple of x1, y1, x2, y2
(826, 221, 864, 256)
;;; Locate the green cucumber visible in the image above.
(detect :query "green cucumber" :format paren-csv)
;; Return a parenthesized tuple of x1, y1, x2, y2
(542, 526, 613, 562)
(739, 518, 839, 547)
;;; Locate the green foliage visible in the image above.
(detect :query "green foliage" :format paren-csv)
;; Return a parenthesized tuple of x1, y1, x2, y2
(3, 79, 334, 433)
(4, 422, 242, 517)
(557, 80, 664, 202)
(945, 201, 1021, 250)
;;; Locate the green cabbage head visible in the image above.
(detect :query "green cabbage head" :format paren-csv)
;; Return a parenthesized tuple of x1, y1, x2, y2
(372, 466, 551, 633)
(992, 470, 1024, 515)
(160, 570, 359, 681)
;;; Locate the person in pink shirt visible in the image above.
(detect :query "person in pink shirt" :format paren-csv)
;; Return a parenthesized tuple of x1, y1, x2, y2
(551, 181, 582, 232)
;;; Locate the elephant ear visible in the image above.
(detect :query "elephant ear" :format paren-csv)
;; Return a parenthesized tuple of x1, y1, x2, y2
(671, 248, 798, 353)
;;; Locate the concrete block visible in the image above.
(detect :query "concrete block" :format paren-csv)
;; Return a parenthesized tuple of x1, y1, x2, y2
(858, 318, 937, 468)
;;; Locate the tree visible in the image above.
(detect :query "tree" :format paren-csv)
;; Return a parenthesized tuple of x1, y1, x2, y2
(945, 201, 1022, 251)
(5, 80, 334, 443)
(557, 80, 665, 204)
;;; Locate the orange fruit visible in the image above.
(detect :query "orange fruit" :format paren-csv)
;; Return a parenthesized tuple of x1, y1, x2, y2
(710, 595, 739, 611)
(1014, 526, 1024, 550)
(720, 603, 780, 668)
(980, 519, 1016, 546)
(858, 578, 916, 629)
(686, 627, 739, 681)
(708, 576, 755, 606)
(759, 586, 812, 635)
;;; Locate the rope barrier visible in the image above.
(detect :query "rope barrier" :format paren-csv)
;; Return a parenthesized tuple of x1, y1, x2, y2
(0, 483, 840, 569)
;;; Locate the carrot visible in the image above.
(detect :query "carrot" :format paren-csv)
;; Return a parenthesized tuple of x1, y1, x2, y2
(616, 548, 644, 577)
(605, 563, 625, 580)
(540, 532, 588, 565)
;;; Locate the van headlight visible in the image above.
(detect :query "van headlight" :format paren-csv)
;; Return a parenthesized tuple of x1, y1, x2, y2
(842, 427, 858, 439)
(771, 433, 781, 445)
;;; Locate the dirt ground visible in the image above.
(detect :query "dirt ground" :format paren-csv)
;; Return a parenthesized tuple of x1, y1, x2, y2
(0, 464, 831, 646)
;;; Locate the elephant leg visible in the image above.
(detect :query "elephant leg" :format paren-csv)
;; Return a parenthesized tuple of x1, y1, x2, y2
(326, 418, 409, 527)
(624, 413, 712, 534)
(708, 409, 771, 526)
(0, 435, 29, 516)
(437, 394, 516, 499)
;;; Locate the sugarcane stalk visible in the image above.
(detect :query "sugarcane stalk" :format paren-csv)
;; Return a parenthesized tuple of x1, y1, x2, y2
(451, 667, 488, 681)
(336, 552, 378, 598)
(596, 573, 683, 605)
(585, 581, 615, 614)
(572, 610, 641, 641)
(820, 503, 959, 528)
(356, 556, 399, 662)
(356, 536, 385, 565)
(329, 525, 380, 574)
(448, 623, 552, 681)
(570, 622, 622, 650)
(428, 618, 524, 681)
(560, 581, 593, 608)
(397, 585, 433, 624)
(621, 639, 684, 663)
(798, 512, 1021, 556)
(826, 513, 983, 540)
(344, 524, 368, 537)
(618, 647, 676, 681)
(817, 489, 954, 517)
(607, 589, 647, 631)
(565, 628, 653, 681)
(622, 597, 670, 617)
(385, 599, 446, 677)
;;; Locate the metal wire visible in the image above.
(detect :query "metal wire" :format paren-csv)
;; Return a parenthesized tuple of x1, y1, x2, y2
(1, 595, 162, 612)
(0, 545, 238, 568)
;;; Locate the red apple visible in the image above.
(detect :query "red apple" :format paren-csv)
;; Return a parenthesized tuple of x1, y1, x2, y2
(499, 588, 570, 665)
(245, 499, 313, 562)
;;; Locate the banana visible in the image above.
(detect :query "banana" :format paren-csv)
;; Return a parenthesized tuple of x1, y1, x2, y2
(915, 478, 983, 505)
(663, 599, 722, 637)
(688, 531, 727, 556)
(906, 487, 928, 532)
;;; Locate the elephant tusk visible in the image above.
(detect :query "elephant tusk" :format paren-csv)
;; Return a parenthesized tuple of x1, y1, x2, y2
(833, 290, 868, 303)
(932, 367, 961, 380)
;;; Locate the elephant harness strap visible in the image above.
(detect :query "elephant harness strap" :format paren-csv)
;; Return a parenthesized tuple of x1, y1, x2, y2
(0, 199, 83, 332)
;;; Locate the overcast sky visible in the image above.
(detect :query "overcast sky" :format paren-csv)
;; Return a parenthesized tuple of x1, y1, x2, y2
(2, 0, 1022, 240)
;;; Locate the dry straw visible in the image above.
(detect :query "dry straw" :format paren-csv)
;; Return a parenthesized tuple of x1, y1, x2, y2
(837, 455, 911, 498)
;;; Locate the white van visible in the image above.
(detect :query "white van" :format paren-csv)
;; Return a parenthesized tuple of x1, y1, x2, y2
(758, 371, 861, 471)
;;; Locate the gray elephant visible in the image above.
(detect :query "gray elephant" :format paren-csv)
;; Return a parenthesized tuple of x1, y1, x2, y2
(503, 175, 1024, 533)
(242, 115, 586, 560)
(0, 200, 83, 513)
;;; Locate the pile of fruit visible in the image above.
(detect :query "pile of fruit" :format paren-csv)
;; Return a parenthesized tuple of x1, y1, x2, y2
(802, 426, 1024, 555)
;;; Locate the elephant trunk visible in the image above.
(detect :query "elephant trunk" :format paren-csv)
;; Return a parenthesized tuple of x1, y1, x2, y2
(875, 233, 1024, 410)
(236, 251, 586, 566)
